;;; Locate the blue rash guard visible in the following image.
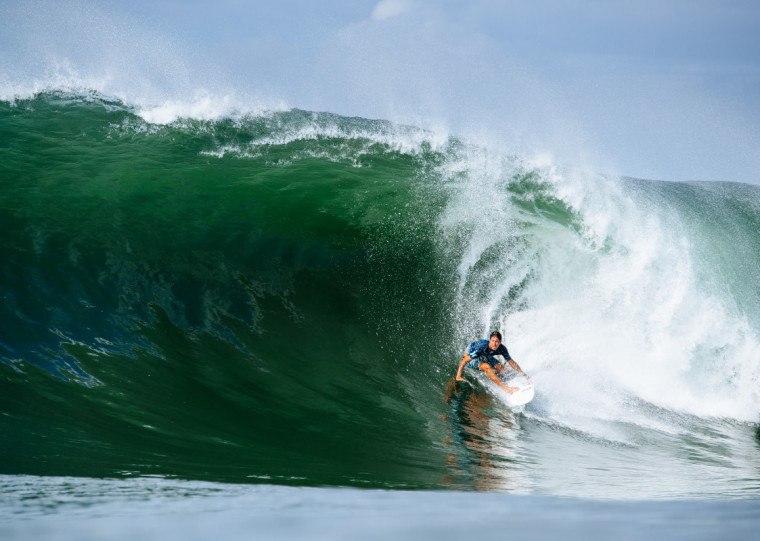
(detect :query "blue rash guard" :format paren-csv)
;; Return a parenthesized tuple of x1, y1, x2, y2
(465, 339, 512, 370)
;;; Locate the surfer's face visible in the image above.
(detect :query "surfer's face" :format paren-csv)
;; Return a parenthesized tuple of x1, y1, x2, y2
(488, 336, 501, 350)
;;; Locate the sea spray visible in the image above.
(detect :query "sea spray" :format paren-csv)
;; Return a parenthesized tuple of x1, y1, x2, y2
(436, 149, 760, 430)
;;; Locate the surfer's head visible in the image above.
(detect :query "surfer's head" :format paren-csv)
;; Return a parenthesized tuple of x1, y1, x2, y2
(489, 331, 502, 350)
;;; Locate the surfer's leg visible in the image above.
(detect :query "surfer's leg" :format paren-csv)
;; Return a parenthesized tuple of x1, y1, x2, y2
(479, 363, 502, 384)
(479, 363, 516, 393)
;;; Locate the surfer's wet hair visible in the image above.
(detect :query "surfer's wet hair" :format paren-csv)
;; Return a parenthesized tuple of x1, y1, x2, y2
(490, 331, 502, 341)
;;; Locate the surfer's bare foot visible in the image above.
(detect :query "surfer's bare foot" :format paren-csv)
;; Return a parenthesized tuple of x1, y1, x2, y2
(502, 385, 518, 393)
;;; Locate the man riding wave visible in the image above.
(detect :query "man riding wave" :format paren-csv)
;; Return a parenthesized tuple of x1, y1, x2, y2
(455, 331, 530, 393)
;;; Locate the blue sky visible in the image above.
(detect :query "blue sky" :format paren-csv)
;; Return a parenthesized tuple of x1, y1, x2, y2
(2, 0, 759, 182)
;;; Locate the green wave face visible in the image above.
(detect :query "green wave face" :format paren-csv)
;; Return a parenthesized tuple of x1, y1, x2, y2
(2, 92, 760, 495)
(0, 93, 461, 487)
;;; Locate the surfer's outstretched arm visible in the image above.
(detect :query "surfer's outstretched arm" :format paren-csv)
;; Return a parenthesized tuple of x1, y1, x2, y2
(506, 358, 530, 379)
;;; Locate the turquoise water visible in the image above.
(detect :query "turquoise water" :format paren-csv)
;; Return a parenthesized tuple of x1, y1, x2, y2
(1, 91, 759, 537)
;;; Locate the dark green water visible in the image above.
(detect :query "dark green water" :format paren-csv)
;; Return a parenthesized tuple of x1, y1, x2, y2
(0, 93, 460, 487)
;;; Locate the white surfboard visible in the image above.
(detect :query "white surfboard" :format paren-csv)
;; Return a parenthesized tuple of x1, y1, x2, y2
(467, 368, 535, 407)
(500, 375, 535, 407)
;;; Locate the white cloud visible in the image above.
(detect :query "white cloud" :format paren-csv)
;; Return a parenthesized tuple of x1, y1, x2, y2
(371, 0, 412, 21)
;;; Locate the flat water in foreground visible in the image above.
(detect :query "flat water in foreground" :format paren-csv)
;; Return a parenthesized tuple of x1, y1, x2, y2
(2, 475, 759, 541)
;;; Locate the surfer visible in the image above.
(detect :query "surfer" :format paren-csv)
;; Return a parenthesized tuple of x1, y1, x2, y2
(455, 331, 530, 393)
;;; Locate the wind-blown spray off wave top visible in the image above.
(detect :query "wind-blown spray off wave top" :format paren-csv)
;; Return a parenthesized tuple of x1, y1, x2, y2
(1, 91, 759, 497)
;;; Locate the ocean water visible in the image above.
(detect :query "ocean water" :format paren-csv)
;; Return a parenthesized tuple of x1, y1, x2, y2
(2, 475, 760, 541)
(1, 91, 759, 538)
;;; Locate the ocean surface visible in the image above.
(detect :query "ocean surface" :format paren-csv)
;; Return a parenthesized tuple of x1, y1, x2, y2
(1, 91, 759, 538)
